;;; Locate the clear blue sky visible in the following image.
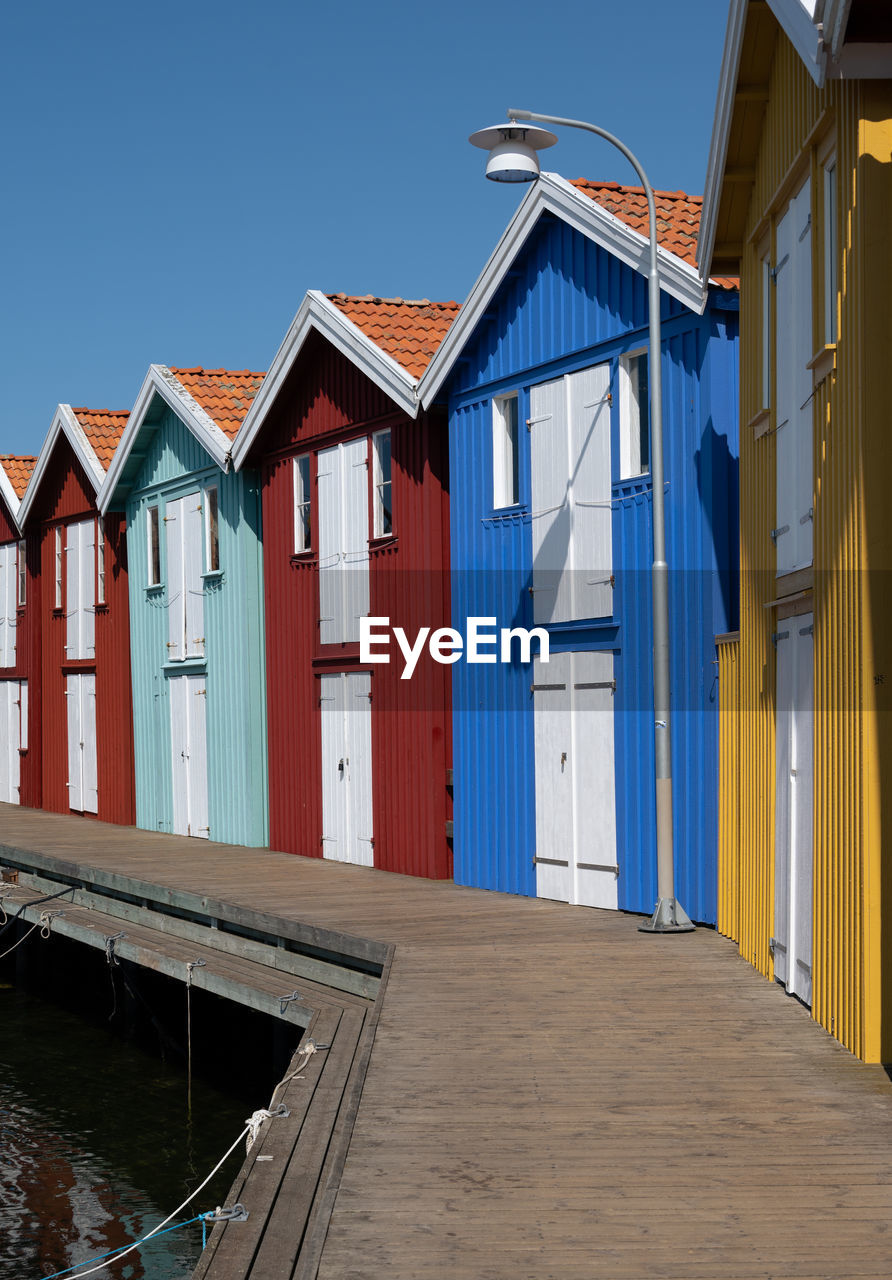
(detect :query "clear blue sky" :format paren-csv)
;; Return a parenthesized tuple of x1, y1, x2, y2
(1, 0, 729, 457)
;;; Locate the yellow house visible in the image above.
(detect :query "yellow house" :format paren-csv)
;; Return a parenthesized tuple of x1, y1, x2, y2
(698, 0, 892, 1063)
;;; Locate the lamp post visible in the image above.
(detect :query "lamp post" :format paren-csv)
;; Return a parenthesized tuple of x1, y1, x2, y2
(469, 109, 694, 933)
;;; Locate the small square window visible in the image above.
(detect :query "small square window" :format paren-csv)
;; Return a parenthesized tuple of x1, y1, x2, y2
(293, 455, 312, 552)
(147, 505, 161, 587)
(619, 352, 650, 478)
(372, 430, 392, 537)
(204, 486, 220, 572)
(493, 393, 520, 508)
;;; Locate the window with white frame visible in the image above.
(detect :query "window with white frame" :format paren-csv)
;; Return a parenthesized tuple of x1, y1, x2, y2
(823, 157, 838, 345)
(17, 540, 25, 607)
(147, 505, 161, 587)
(54, 526, 63, 609)
(372, 430, 393, 536)
(293, 455, 312, 553)
(492, 393, 520, 508)
(204, 486, 220, 573)
(619, 351, 650, 478)
(96, 519, 105, 605)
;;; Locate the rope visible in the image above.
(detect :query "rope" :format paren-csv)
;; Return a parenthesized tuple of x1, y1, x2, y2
(185, 959, 206, 1117)
(245, 1103, 289, 1153)
(39, 1122, 257, 1279)
(39, 1214, 206, 1280)
(0, 885, 74, 938)
(270, 1038, 328, 1104)
(0, 919, 41, 961)
(104, 931, 125, 966)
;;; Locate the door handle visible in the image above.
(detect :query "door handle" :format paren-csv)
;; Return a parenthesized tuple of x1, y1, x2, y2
(338, 758, 345, 774)
(560, 751, 567, 770)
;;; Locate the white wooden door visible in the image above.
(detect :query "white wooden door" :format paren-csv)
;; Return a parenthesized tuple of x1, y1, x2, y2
(169, 673, 209, 839)
(65, 520, 96, 661)
(0, 543, 16, 668)
(0, 680, 22, 804)
(166, 494, 205, 662)
(775, 178, 813, 575)
(530, 364, 612, 624)
(66, 672, 97, 814)
(317, 440, 370, 645)
(320, 671, 373, 866)
(534, 650, 618, 908)
(774, 614, 814, 1004)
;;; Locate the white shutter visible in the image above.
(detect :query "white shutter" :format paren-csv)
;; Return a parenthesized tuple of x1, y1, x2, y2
(183, 494, 205, 659)
(166, 498, 185, 661)
(342, 438, 369, 643)
(568, 364, 612, 620)
(533, 651, 574, 901)
(0, 681, 20, 803)
(320, 673, 345, 859)
(80, 519, 96, 658)
(66, 674, 82, 811)
(792, 180, 814, 571)
(317, 449, 341, 646)
(18, 679, 28, 753)
(530, 378, 572, 624)
(65, 524, 81, 659)
(775, 177, 813, 575)
(0, 543, 15, 668)
(81, 673, 98, 813)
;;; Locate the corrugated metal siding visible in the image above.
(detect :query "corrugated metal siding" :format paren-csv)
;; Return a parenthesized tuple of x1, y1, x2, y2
(723, 28, 892, 1059)
(716, 636, 740, 940)
(448, 217, 739, 917)
(0, 518, 42, 807)
(257, 340, 452, 879)
(32, 438, 134, 824)
(125, 407, 268, 846)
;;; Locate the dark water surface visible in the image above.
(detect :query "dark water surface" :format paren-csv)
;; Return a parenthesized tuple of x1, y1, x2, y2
(0, 985, 259, 1280)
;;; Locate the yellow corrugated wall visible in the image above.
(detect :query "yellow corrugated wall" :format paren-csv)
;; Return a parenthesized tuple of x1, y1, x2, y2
(722, 24, 892, 1060)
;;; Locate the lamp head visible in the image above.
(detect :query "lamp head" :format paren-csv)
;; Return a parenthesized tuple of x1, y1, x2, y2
(468, 122, 557, 182)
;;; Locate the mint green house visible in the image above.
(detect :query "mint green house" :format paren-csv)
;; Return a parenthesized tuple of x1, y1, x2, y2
(98, 365, 268, 846)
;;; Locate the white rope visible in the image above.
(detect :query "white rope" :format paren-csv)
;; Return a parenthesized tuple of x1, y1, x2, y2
(0, 919, 40, 961)
(245, 1103, 289, 1153)
(52, 1123, 255, 1279)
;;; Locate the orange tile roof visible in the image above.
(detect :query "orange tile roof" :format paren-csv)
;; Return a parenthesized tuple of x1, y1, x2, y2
(70, 409, 130, 470)
(0, 455, 37, 500)
(569, 180, 738, 289)
(170, 367, 266, 441)
(326, 295, 461, 379)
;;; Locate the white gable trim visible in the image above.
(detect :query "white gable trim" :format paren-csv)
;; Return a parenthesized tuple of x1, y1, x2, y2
(419, 172, 708, 410)
(0, 465, 21, 532)
(697, 0, 748, 279)
(18, 405, 106, 527)
(232, 291, 419, 469)
(97, 364, 232, 513)
(767, 0, 826, 84)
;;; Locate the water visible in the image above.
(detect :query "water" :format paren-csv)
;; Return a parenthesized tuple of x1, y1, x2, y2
(0, 981, 271, 1280)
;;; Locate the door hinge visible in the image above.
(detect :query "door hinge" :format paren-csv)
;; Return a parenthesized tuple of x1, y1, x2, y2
(770, 525, 789, 545)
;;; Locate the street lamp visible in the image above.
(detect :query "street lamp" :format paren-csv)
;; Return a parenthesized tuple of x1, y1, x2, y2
(469, 108, 694, 934)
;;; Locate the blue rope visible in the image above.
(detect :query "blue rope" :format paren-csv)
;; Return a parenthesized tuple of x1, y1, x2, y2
(40, 1213, 207, 1280)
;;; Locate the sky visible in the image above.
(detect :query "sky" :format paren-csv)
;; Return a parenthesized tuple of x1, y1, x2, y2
(1, 0, 730, 458)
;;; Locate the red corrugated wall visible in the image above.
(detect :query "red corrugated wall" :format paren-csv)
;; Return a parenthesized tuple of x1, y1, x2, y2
(32, 439, 134, 824)
(252, 331, 452, 878)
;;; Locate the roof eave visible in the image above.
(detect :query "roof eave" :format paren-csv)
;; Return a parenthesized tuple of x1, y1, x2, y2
(419, 172, 708, 410)
(0, 466, 22, 532)
(18, 405, 105, 527)
(231, 291, 419, 470)
(98, 365, 233, 513)
(697, 0, 749, 279)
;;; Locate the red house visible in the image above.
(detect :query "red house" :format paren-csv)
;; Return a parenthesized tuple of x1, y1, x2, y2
(233, 291, 458, 878)
(18, 406, 134, 824)
(0, 455, 37, 805)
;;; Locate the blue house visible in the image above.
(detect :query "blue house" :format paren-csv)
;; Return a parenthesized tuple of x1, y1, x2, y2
(419, 175, 739, 923)
(98, 365, 269, 846)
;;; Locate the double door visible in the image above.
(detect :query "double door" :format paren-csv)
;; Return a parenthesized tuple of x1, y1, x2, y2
(320, 672, 373, 865)
(533, 650, 617, 909)
(169, 672, 209, 838)
(66, 673, 97, 813)
(774, 614, 814, 1004)
(0, 680, 25, 804)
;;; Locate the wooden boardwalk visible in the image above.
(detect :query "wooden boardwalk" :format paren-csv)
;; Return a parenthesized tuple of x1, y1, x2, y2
(3, 804, 892, 1279)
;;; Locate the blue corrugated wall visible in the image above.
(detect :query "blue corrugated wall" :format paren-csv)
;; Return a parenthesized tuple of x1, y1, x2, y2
(447, 212, 739, 923)
(124, 407, 269, 847)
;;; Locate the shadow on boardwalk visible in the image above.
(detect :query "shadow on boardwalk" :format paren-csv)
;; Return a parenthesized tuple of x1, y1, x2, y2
(3, 804, 892, 1280)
